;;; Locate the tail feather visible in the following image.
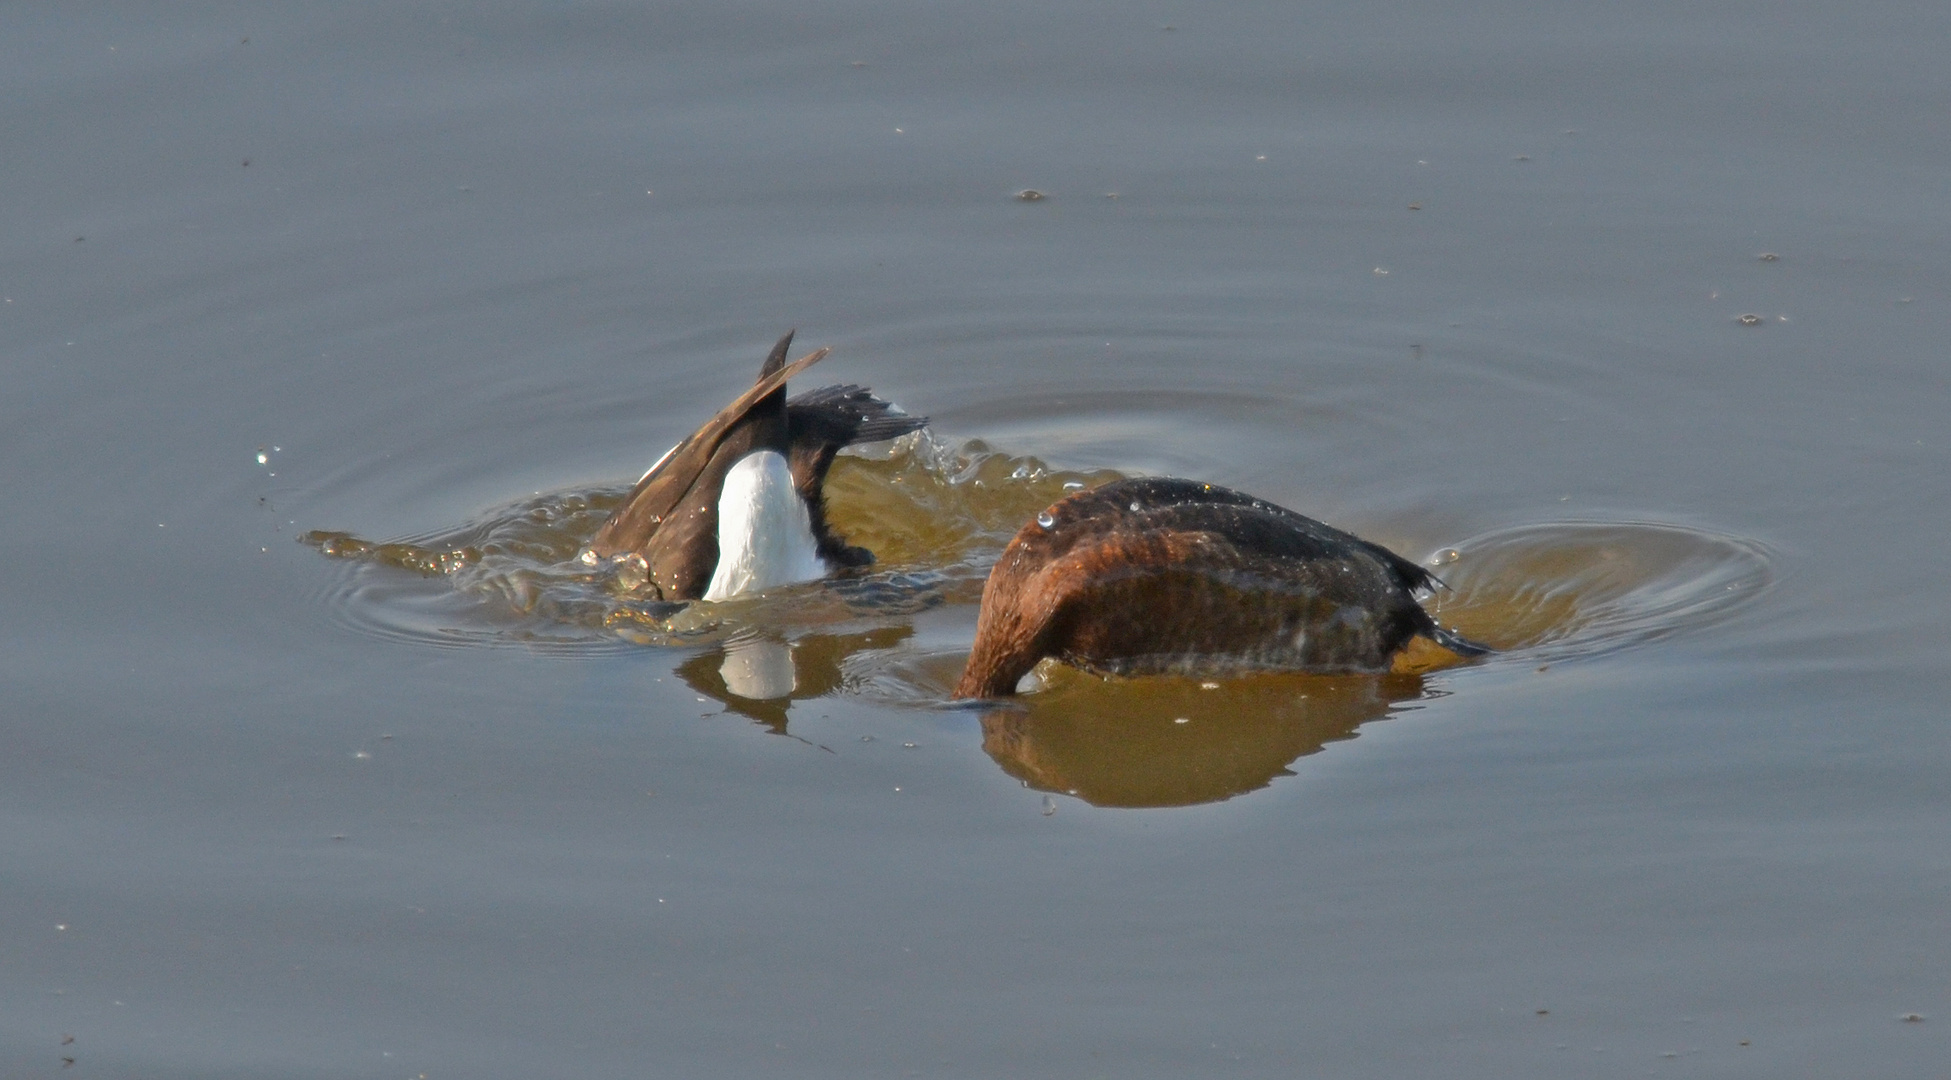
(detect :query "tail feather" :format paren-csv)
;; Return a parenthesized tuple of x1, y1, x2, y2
(782, 384, 929, 569)
(786, 385, 928, 447)
(759, 330, 794, 378)
(1426, 624, 1493, 658)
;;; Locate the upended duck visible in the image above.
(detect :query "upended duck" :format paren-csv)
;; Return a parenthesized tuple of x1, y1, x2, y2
(954, 477, 1488, 698)
(585, 331, 926, 601)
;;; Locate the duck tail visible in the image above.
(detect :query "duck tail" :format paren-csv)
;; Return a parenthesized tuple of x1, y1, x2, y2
(1426, 624, 1493, 658)
(786, 384, 928, 447)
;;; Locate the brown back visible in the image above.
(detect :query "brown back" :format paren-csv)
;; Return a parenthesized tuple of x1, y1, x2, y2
(954, 478, 1440, 697)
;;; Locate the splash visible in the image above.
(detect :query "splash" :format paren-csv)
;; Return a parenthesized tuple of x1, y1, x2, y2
(302, 433, 1120, 655)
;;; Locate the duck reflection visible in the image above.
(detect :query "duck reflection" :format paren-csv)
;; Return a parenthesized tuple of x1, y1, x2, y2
(675, 626, 913, 732)
(676, 628, 1425, 807)
(979, 668, 1427, 808)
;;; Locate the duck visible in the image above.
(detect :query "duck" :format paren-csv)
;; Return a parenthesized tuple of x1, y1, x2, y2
(954, 477, 1488, 698)
(585, 331, 926, 602)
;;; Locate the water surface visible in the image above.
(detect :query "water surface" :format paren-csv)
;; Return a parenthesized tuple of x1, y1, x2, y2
(5, 3, 1949, 1077)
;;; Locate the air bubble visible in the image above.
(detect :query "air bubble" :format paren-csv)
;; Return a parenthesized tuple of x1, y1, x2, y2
(1062, 480, 1084, 491)
(614, 554, 649, 591)
(255, 450, 268, 464)
(1036, 511, 1055, 529)
(1129, 501, 1141, 512)
(1041, 795, 1057, 816)
(1432, 548, 1460, 565)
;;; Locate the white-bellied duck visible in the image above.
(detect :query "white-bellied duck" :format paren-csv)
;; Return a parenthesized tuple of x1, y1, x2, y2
(585, 332, 926, 601)
(954, 477, 1487, 697)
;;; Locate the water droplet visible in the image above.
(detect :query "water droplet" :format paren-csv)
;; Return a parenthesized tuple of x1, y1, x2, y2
(1200, 681, 1219, 690)
(1014, 189, 1045, 201)
(1036, 510, 1055, 529)
(1758, 252, 1779, 261)
(1737, 313, 1764, 326)
(1173, 717, 1190, 725)
(902, 742, 917, 749)
(1062, 480, 1084, 491)
(1432, 548, 1460, 565)
(577, 549, 598, 566)
(1129, 501, 1141, 512)
(1040, 795, 1057, 816)
(859, 734, 875, 742)
(255, 450, 268, 464)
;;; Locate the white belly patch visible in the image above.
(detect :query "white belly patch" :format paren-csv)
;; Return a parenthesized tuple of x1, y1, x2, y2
(703, 450, 827, 602)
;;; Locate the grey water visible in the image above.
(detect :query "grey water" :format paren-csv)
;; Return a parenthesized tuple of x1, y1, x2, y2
(5, 2, 1949, 1077)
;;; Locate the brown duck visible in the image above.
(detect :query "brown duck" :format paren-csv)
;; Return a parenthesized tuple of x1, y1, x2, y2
(954, 477, 1487, 697)
(586, 332, 925, 602)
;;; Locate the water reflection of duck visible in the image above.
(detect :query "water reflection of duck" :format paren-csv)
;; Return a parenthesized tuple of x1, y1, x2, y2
(676, 626, 914, 732)
(955, 478, 1488, 698)
(981, 670, 1422, 807)
(586, 332, 927, 601)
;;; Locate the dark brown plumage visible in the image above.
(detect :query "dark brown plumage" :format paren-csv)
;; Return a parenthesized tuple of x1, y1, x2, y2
(954, 478, 1486, 698)
(586, 331, 926, 601)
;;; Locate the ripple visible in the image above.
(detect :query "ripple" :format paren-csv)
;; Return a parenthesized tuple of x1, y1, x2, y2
(1422, 520, 1774, 663)
(305, 487, 652, 656)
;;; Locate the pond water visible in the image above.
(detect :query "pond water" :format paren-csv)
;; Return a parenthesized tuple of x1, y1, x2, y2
(5, 3, 1948, 1077)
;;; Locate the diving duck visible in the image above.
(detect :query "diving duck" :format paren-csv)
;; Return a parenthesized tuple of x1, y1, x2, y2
(954, 477, 1487, 697)
(585, 331, 925, 602)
